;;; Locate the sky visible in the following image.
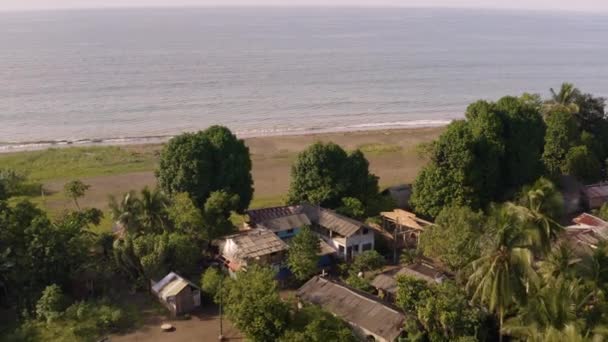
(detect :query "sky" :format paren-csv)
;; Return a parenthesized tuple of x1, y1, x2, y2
(2, 0, 608, 12)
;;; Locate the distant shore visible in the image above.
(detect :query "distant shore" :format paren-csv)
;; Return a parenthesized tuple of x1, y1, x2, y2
(0, 120, 451, 153)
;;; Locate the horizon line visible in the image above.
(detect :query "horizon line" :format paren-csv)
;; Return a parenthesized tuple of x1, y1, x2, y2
(0, 5, 606, 15)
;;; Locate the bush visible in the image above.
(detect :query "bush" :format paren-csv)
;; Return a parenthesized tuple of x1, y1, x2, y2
(200, 267, 222, 302)
(36, 285, 67, 323)
(351, 250, 385, 273)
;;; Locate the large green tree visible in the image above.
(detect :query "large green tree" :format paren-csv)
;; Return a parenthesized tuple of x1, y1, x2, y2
(157, 126, 253, 212)
(287, 142, 378, 208)
(411, 95, 546, 218)
(563, 145, 602, 183)
(223, 265, 290, 341)
(287, 226, 320, 281)
(542, 109, 580, 176)
(418, 205, 485, 271)
(410, 121, 480, 217)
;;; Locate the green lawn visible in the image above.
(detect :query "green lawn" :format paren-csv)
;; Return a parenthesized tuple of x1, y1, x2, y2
(0, 146, 158, 182)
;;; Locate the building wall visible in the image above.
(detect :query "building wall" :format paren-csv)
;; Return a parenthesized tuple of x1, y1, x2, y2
(321, 229, 374, 260)
(175, 286, 195, 315)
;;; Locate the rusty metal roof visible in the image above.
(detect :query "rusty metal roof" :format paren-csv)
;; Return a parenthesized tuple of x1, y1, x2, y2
(297, 276, 406, 341)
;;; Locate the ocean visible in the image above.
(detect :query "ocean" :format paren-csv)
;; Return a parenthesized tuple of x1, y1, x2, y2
(1, 7, 607, 151)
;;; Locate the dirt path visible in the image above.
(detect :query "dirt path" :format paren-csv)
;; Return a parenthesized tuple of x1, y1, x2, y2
(111, 305, 242, 342)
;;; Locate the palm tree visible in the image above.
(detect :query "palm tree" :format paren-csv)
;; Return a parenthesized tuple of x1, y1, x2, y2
(538, 244, 580, 281)
(138, 187, 170, 233)
(467, 205, 538, 342)
(578, 242, 608, 294)
(503, 277, 588, 338)
(513, 177, 564, 255)
(544, 82, 581, 115)
(108, 190, 141, 234)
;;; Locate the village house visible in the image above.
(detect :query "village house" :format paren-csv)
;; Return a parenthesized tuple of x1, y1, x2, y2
(246, 203, 375, 261)
(297, 276, 407, 342)
(215, 228, 289, 275)
(564, 212, 608, 254)
(370, 209, 431, 262)
(371, 260, 448, 301)
(151, 272, 201, 316)
(583, 183, 608, 210)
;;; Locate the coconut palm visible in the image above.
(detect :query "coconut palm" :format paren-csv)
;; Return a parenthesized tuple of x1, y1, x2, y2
(578, 242, 608, 293)
(503, 277, 589, 338)
(467, 205, 538, 342)
(513, 177, 564, 255)
(538, 243, 580, 281)
(138, 186, 170, 233)
(108, 190, 141, 234)
(544, 82, 581, 115)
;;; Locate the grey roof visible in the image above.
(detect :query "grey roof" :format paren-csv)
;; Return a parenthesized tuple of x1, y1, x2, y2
(247, 204, 367, 238)
(226, 229, 289, 259)
(584, 183, 608, 199)
(152, 272, 199, 299)
(316, 208, 365, 237)
(372, 263, 447, 292)
(298, 276, 406, 342)
(258, 213, 311, 232)
(397, 263, 446, 284)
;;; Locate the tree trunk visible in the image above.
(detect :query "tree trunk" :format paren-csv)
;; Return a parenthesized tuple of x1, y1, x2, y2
(499, 308, 504, 342)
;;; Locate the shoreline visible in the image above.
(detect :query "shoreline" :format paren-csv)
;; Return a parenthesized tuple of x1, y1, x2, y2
(0, 119, 451, 154)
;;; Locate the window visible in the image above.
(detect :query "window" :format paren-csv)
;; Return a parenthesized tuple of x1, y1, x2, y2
(362, 243, 372, 251)
(362, 228, 369, 235)
(338, 245, 345, 255)
(286, 229, 294, 234)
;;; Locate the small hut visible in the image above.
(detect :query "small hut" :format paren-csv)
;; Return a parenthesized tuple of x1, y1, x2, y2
(151, 272, 201, 316)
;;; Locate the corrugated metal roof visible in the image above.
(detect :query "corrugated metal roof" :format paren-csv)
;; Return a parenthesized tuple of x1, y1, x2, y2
(584, 183, 608, 199)
(229, 229, 289, 259)
(247, 204, 368, 238)
(573, 213, 608, 228)
(259, 213, 311, 232)
(152, 272, 199, 299)
(298, 276, 406, 342)
(317, 209, 363, 237)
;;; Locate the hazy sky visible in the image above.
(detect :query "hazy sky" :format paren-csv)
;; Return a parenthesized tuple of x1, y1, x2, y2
(2, 0, 608, 12)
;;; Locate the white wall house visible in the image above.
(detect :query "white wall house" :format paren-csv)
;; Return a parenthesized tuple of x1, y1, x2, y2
(247, 204, 375, 261)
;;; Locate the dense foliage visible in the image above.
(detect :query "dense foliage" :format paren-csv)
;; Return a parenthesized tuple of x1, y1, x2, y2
(222, 265, 290, 341)
(287, 142, 379, 209)
(418, 205, 485, 271)
(411, 95, 545, 217)
(287, 226, 321, 281)
(279, 305, 357, 342)
(157, 125, 253, 212)
(396, 277, 486, 341)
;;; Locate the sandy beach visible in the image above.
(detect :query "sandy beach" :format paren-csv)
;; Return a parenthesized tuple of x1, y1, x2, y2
(1, 126, 444, 229)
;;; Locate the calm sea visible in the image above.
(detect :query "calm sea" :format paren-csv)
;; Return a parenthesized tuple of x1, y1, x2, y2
(1, 7, 608, 150)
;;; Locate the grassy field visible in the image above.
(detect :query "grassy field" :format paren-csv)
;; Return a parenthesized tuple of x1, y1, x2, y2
(0, 127, 443, 232)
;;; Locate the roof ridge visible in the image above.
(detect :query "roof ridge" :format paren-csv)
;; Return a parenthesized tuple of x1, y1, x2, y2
(312, 276, 404, 315)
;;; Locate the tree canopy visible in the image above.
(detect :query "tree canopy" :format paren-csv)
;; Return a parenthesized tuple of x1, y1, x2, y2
(418, 205, 485, 271)
(411, 95, 546, 218)
(287, 226, 320, 281)
(157, 125, 253, 212)
(287, 142, 378, 209)
(223, 265, 290, 341)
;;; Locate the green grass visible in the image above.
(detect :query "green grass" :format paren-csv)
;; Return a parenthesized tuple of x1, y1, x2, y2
(0, 146, 158, 182)
(356, 143, 403, 156)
